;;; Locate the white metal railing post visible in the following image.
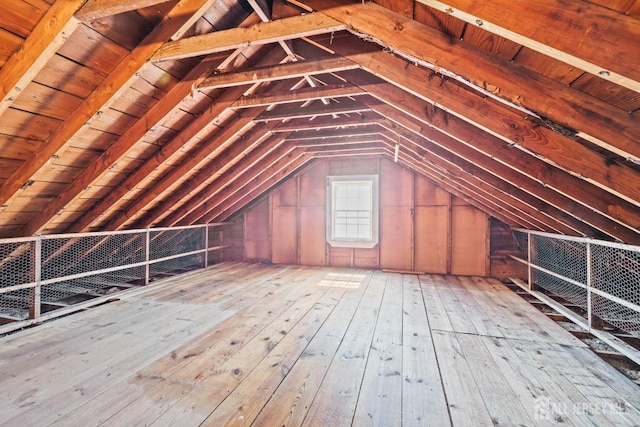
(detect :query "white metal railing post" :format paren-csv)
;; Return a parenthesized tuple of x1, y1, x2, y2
(29, 235, 42, 320)
(527, 231, 535, 290)
(145, 228, 151, 285)
(586, 242, 594, 331)
(204, 224, 209, 268)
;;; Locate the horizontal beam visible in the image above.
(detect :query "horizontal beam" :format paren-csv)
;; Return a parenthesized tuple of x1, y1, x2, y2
(199, 56, 359, 89)
(417, 0, 640, 93)
(152, 13, 346, 62)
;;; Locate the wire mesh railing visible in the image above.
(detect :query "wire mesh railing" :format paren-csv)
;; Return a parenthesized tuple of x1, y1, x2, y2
(511, 229, 640, 337)
(0, 223, 231, 334)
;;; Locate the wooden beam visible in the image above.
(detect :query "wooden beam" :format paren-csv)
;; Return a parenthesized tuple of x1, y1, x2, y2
(377, 130, 613, 240)
(379, 145, 554, 232)
(253, 99, 375, 122)
(417, 0, 640, 93)
(270, 113, 383, 132)
(328, 43, 640, 210)
(76, 0, 173, 20)
(0, 1, 84, 117)
(359, 82, 640, 238)
(199, 56, 359, 89)
(231, 84, 366, 108)
(19, 56, 226, 237)
(100, 110, 257, 230)
(152, 13, 346, 62)
(303, 1, 640, 162)
(0, 0, 219, 227)
(133, 123, 282, 228)
(166, 137, 297, 226)
(65, 49, 289, 233)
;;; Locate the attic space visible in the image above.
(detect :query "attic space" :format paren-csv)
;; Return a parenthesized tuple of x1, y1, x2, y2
(0, 0, 639, 425)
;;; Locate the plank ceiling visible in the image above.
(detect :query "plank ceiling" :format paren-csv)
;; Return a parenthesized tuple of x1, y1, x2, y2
(0, 0, 638, 244)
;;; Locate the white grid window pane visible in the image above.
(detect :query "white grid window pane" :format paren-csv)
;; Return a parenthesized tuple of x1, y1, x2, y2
(332, 181, 372, 241)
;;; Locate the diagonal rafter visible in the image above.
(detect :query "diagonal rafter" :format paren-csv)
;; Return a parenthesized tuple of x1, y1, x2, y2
(0, 0, 221, 222)
(417, 0, 640, 93)
(0, 0, 84, 118)
(301, 0, 640, 162)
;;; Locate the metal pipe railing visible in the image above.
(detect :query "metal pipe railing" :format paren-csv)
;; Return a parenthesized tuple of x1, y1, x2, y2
(511, 229, 640, 336)
(0, 223, 232, 334)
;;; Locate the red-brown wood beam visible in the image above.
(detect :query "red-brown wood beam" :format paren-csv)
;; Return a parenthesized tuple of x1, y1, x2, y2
(66, 48, 290, 233)
(19, 55, 227, 237)
(376, 132, 611, 240)
(198, 56, 359, 89)
(302, 1, 639, 162)
(166, 137, 297, 226)
(417, 0, 640, 93)
(363, 93, 640, 242)
(100, 109, 259, 231)
(0, 0, 219, 228)
(326, 43, 640, 211)
(0, 1, 84, 118)
(76, 0, 174, 20)
(133, 123, 283, 228)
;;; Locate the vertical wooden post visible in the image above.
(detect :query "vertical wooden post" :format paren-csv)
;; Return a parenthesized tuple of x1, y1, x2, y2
(29, 236, 42, 320)
(144, 228, 151, 285)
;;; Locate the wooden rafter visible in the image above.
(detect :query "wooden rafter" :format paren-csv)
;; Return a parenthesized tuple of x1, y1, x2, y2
(0, 0, 220, 219)
(19, 55, 227, 237)
(302, 1, 640, 162)
(329, 44, 640, 208)
(101, 110, 257, 230)
(152, 13, 346, 62)
(361, 86, 640, 239)
(76, 0, 174, 20)
(417, 0, 640, 93)
(0, 0, 84, 118)
(199, 56, 359, 89)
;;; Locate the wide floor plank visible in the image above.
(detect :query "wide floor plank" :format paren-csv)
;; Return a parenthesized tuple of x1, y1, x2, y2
(0, 263, 638, 426)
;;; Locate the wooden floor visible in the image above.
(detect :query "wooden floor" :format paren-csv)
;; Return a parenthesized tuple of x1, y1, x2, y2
(1, 262, 639, 426)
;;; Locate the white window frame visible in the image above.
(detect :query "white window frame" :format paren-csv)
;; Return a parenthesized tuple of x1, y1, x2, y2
(326, 175, 379, 248)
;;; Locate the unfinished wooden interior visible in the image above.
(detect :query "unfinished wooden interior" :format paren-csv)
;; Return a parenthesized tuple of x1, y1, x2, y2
(0, 0, 639, 425)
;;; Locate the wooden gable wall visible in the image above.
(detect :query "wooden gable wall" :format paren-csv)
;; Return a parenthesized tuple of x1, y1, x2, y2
(240, 157, 494, 276)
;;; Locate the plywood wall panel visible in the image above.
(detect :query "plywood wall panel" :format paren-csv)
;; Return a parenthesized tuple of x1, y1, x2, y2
(243, 199, 270, 261)
(414, 206, 448, 273)
(300, 206, 326, 266)
(273, 178, 297, 207)
(380, 158, 412, 207)
(451, 205, 488, 276)
(300, 161, 327, 207)
(240, 158, 490, 276)
(271, 206, 297, 264)
(328, 246, 353, 267)
(354, 247, 379, 269)
(380, 206, 413, 271)
(415, 174, 449, 206)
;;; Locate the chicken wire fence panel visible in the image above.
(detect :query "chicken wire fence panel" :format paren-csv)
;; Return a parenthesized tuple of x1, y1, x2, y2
(149, 228, 205, 261)
(41, 233, 146, 281)
(0, 241, 35, 290)
(41, 265, 147, 307)
(532, 268, 588, 310)
(531, 234, 587, 284)
(0, 288, 30, 321)
(149, 254, 204, 280)
(591, 244, 640, 335)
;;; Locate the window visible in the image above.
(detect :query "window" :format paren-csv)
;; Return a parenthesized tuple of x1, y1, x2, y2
(326, 175, 379, 248)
